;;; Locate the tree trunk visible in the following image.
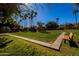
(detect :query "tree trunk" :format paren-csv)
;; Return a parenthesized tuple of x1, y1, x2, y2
(75, 13, 77, 25)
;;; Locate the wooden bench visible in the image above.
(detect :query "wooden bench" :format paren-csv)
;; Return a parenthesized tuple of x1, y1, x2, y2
(64, 32, 74, 43)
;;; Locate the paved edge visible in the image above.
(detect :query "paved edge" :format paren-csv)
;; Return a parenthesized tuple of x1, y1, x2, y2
(0, 32, 65, 51)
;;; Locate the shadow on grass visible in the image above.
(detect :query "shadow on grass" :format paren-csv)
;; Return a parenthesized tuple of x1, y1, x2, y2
(69, 40, 78, 48)
(0, 38, 13, 48)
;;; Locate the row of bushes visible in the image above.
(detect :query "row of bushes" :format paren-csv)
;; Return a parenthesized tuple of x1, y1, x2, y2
(57, 24, 79, 30)
(1, 22, 79, 33)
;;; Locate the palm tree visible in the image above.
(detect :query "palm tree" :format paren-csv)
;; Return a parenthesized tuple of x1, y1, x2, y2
(73, 9, 79, 25)
(56, 18, 59, 24)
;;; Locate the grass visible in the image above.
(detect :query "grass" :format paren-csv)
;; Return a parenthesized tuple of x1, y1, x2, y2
(0, 35, 64, 56)
(0, 30, 79, 55)
(12, 30, 79, 43)
(12, 30, 62, 43)
(0, 35, 78, 56)
(0, 35, 52, 56)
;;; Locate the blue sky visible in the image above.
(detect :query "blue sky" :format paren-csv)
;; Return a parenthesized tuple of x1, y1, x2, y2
(36, 3, 79, 24)
(19, 3, 79, 27)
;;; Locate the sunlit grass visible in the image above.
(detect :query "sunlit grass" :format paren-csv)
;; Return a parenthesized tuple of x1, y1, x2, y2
(0, 35, 61, 56)
(0, 30, 79, 55)
(12, 31, 62, 43)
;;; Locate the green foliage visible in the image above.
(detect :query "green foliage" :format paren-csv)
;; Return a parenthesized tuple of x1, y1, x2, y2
(0, 4, 19, 24)
(46, 21, 59, 30)
(0, 4, 38, 32)
(37, 21, 46, 32)
(18, 4, 37, 29)
(0, 4, 21, 32)
(0, 4, 19, 17)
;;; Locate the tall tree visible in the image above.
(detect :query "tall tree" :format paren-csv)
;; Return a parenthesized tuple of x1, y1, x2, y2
(0, 3, 20, 32)
(73, 9, 79, 25)
(18, 4, 37, 28)
(46, 21, 59, 30)
(0, 4, 19, 23)
(56, 18, 59, 24)
(37, 21, 46, 32)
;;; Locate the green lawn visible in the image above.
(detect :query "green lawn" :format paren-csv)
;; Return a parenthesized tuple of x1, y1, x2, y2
(0, 35, 65, 56)
(12, 30, 79, 43)
(0, 35, 54, 56)
(0, 30, 79, 56)
(12, 30, 62, 43)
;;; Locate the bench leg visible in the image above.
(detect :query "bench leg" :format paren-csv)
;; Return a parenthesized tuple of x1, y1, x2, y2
(64, 39, 66, 43)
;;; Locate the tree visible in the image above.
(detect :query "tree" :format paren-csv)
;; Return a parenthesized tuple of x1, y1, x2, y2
(18, 4, 37, 31)
(37, 21, 46, 32)
(0, 4, 19, 23)
(0, 4, 20, 32)
(56, 18, 59, 24)
(72, 3, 79, 25)
(27, 10, 37, 28)
(0, 3, 38, 32)
(46, 21, 59, 30)
(73, 9, 79, 25)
